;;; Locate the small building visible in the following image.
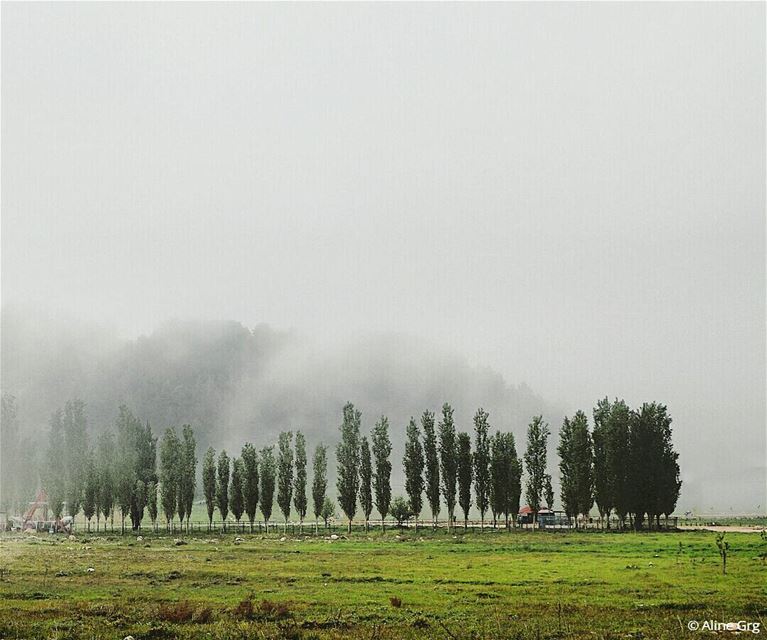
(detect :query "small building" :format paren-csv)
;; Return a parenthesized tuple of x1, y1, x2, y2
(517, 505, 535, 525)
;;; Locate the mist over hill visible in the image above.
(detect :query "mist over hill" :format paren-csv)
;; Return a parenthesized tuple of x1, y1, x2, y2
(1, 308, 557, 478)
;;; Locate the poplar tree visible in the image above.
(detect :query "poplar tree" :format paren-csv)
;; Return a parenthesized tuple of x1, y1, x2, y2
(524, 415, 550, 524)
(277, 431, 294, 529)
(97, 431, 116, 532)
(260, 446, 276, 530)
(506, 433, 523, 529)
(63, 399, 88, 519)
(591, 398, 613, 526)
(457, 431, 473, 529)
(372, 416, 392, 530)
(147, 482, 158, 529)
(359, 436, 373, 531)
(160, 427, 181, 529)
(544, 474, 554, 510)
(438, 403, 458, 530)
(312, 443, 328, 531)
(179, 425, 196, 531)
(216, 450, 230, 528)
(558, 410, 593, 527)
(403, 417, 425, 529)
(489, 431, 507, 528)
(336, 402, 361, 533)
(202, 447, 217, 530)
(45, 410, 66, 521)
(229, 457, 245, 525)
(473, 409, 491, 530)
(422, 410, 440, 527)
(82, 449, 98, 531)
(241, 443, 260, 531)
(293, 431, 308, 529)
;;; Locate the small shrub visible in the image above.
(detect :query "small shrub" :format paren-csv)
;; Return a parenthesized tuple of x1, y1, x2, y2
(389, 596, 402, 608)
(193, 606, 214, 624)
(157, 600, 195, 623)
(260, 599, 292, 620)
(232, 597, 255, 620)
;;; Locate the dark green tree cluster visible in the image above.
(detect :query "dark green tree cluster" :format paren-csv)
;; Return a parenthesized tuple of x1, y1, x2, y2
(559, 399, 681, 530)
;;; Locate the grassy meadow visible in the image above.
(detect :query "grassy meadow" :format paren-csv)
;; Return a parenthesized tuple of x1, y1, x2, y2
(1, 528, 765, 640)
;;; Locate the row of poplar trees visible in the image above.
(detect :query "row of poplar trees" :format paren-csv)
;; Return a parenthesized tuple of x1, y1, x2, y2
(44, 403, 167, 532)
(40, 398, 680, 533)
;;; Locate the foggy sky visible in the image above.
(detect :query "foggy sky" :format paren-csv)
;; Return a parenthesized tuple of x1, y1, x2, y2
(2, 3, 765, 512)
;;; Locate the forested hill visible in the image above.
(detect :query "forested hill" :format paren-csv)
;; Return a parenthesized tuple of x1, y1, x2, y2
(1, 308, 555, 456)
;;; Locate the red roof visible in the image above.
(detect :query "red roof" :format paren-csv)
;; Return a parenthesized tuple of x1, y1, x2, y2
(519, 505, 534, 515)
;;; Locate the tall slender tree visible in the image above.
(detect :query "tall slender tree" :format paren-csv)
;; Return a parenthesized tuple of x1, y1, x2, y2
(179, 425, 197, 532)
(544, 474, 554, 511)
(591, 398, 613, 527)
(359, 436, 373, 531)
(277, 431, 294, 530)
(524, 415, 550, 524)
(422, 410, 440, 527)
(229, 457, 245, 525)
(202, 447, 217, 530)
(147, 481, 158, 529)
(241, 443, 260, 531)
(260, 446, 276, 530)
(403, 417, 425, 529)
(45, 410, 66, 521)
(216, 450, 230, 528)
(82, 448, 98, 532)
(558, 410, 593, 527)
(489, 431, 507, 528)
(439, 403, 458, 530)
(506, 433, 523, 530)
(372, 416, 392, 530)
(312, 443, 328, 531)
(457, 431, 473, 529)
(97, 431, 116, 532)
(63, 399, 88, 519)
(336, 403, 361, 533)
(159, 427, 181, 529)
(473, 409, 491, 530)
(293, 431, 308, 530)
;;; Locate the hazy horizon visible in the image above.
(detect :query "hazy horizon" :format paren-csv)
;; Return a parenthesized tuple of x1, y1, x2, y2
(2, 3, 765, 514)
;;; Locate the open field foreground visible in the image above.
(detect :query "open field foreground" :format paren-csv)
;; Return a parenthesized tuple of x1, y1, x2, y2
(1, 530, 765, 640)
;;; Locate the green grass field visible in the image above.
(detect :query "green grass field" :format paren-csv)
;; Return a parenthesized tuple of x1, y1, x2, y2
(1, 529, 765, 640)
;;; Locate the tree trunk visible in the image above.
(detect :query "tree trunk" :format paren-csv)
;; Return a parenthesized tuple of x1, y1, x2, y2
(347, 518, 352, 534)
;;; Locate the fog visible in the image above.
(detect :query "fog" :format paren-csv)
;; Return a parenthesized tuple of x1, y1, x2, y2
(2, 3, 765, 513)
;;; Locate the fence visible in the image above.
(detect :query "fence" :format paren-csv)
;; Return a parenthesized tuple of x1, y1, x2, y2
(6, 514, 679, 535)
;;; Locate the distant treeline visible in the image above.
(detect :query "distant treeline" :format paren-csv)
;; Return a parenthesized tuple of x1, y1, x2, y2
(0, 396, 680, 532)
